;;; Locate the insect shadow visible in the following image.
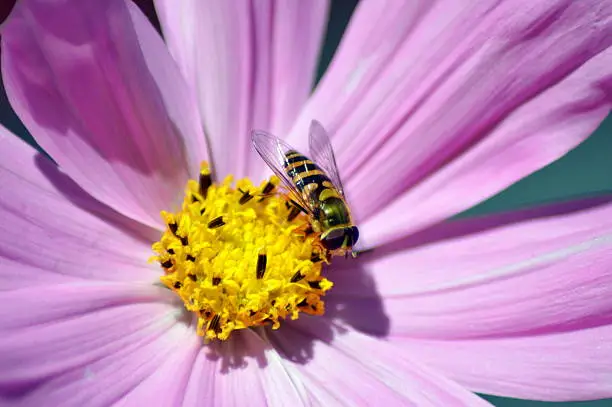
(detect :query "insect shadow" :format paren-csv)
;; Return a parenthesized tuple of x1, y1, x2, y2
(202, 257, 390, 374)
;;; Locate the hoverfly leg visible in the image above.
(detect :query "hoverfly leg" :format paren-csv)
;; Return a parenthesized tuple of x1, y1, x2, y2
(352, 247, 374, 258)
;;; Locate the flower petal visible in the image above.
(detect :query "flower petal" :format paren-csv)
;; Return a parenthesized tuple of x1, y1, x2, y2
(394, 325, 612, 401)
(366, 199, 612, 401)
(332, 197, 612, 339)
(1, 0, 208, 229)
(287, 0, 612, 247)
(329, 197, 612, 399)
(0, 281, 189, 406)
(114, 330, 201, 407)
(272, 319, 491, 406)
(181, 329, 310, 407)
(154, 0, 329, 178)
(0, 129, 159, 287)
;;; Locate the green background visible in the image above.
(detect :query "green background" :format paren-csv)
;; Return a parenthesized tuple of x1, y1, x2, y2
(1, 1, 610, 405)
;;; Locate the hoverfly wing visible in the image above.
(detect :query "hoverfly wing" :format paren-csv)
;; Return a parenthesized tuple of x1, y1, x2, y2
(251, 130, 315, 215)
(308, 120, 345, 196)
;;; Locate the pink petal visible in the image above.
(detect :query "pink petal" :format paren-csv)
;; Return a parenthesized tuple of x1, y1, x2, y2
(114, 331, 201, 407)
(395, 325, 612, 401)
(332, 198, 612, 338)
(287, 0, 612, 248)
(0, 130, 159, 287)
(1, 0, 208, 229)
(0, 281, 189, 405)
(182, 329, 310, 407)
(272, 318, 491, 406)
(329, 198, 612, 400)
(154, 0, 329, 178)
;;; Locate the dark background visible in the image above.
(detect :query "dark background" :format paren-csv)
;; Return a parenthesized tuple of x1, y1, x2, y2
(0, 1, 610, 405)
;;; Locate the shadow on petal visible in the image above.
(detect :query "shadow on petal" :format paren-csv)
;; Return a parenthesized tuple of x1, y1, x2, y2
(200, 260, 389, 372)
(203, 330, 271, 374)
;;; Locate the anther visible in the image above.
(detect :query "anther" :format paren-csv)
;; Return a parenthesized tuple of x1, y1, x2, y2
(167, 248, 175, 255)
(186, 254, 196, 262)
(174, 281, 182, 289)
(308, 281, 322, 289)
(256, 253, 267, 279)
(262, 181, 275, 195)
(188, 274, 197, 281)
(169, 222, 178, 235)
(287, 206, 301, 221)
(290, 271, 304, 283)
(239, 189, 254, 205)
(258, 181, 276, 201)
(208, 216, 225, 229)
(180, 236, 189, 245)
(209, 314, 221, 333)
(310, 253, 322, 263)
(290, 199, 307, 214)
(199, 173, 212, 198)
(161, 259, 173, 269)
(212, 277, 221, 286)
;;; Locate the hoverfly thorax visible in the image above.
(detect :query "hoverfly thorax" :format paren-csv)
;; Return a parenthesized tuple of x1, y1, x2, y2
(252, 120, 359, 258)
(318, 197, 351, 229)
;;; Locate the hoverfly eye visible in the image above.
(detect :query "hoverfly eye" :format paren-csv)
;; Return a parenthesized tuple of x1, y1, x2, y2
(321, 229, 347, 251)
(350, 226, 359, 245)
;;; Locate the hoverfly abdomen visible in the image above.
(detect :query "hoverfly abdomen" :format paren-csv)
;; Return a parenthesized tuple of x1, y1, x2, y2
(283, 151, 330, 201)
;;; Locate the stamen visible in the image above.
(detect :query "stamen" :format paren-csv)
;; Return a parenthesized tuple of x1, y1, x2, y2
(208, 314, 221, 334)
(290, 271, 304, 283)
(207, 216, 225, 229)
(151, 162, 332, 341)
(311, 253, 322, 263)
(199, 169, 212, 198)
(238, 188, 254, 205)
(262, 181, 275, 195)
(287, 206, 301, 222)
(256, 253, 267, 279)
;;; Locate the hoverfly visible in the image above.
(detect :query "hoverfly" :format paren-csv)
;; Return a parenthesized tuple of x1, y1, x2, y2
(252, 120, 359, 258)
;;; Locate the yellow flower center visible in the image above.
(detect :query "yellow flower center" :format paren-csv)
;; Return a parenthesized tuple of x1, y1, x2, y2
(151, 162, 332, 340)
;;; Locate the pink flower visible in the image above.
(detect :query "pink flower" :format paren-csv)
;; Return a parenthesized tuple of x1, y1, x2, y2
(1, 0, 611, 405)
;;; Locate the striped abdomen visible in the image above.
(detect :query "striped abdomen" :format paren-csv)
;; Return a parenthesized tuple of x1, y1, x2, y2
(283, 150, 331, 199)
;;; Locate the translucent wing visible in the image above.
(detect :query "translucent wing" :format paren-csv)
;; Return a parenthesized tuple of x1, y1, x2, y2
(251, 130, 314, 215)
(308, 120, 345, 196)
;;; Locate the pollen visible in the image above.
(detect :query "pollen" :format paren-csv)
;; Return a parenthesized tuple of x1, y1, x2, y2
(151, 162, 332, 341)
